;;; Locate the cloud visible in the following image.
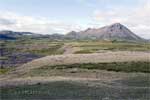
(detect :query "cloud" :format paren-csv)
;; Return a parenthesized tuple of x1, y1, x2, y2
(0, 0, 149, 39)
(0, 11, 82, 34)
(0, 18, 15, 25)
(92, 0, 150, 39)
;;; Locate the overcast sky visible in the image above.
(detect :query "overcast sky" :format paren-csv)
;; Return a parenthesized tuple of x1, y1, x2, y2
(0, 0, 149, 39)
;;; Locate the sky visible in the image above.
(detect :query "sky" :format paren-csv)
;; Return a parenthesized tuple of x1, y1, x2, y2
(0, 0, 149, 39)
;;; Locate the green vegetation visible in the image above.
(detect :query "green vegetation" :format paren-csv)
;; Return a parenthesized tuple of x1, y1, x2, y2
(28, 44, 64, 56)
(31, 61, 150, 73)
(74, 49, 93, 54)
(0, 39, 65, 68)
(3, 40, 150, 56)
(71, 41, 150, 54)
(0, 68, 11, 74)
(116, 75, 150, 87)
(2, 39, 65, 56)
(1, 39, 150, 68)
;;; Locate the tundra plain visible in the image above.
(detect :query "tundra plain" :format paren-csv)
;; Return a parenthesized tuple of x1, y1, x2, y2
(0, 39, 150, 100)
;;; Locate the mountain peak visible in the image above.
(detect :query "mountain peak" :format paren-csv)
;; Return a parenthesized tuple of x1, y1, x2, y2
(66, 23, 143, 41)
(109, 23, 124, 30)
(68, 31, 77, 34)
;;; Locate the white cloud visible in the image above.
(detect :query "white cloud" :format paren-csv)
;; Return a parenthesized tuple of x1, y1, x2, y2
(92, 0, 150, 39)
(0, 11, 82, 34)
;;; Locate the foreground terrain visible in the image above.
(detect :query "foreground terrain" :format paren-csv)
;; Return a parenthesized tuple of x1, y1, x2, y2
(1, 75, 150, 100)
(1, 70, 150, 100)
(0, 39, 150, 100)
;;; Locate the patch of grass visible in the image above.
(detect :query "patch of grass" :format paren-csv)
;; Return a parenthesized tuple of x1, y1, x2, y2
(0, 68, 11, 74)
(0, 56, 9, 60)
(28, 44, 64, 56)
(73, 41, 150, 52)
(32, 61, 150, 73)
(116, 76, 150, 87)
(74, 49, 93, 54)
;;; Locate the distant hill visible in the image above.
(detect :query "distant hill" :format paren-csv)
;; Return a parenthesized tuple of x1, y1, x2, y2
(0, 34, 16, 40)
(0, 30, 34, 40)
(66, 23, 144, 41)
(0, 30, 64, 40)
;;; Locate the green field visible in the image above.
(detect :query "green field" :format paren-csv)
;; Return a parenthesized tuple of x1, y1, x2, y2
(1, 39, 150, 70)
(2, 39, 150, 55)
(71, 41, 150, 54)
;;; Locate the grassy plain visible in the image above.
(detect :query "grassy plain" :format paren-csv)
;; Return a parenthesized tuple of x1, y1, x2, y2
(0, 39, 150, 100)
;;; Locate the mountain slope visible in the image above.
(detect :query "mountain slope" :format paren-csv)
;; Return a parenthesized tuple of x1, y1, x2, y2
(66, 23, 144, 41)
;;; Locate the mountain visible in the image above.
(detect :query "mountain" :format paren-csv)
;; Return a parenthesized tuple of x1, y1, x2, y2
(0, 30, 65, 40)
(0, 23, 145, 41)
(0, 34, 16, 40)
(0, 30, 34, 40)
(66, 23, 144, 41)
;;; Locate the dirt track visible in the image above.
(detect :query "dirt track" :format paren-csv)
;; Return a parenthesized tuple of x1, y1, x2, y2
(59, 44, 81, 54)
